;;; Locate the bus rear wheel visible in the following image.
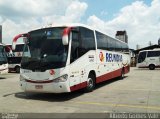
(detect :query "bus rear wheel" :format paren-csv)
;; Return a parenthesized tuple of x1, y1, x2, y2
(84, 73, 95, 92)
(149, 64, 155, 70)
(15, 66, 20, 73)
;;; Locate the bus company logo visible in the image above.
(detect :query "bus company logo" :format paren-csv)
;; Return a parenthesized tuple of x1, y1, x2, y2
(106, 53, 122, 62)
(99, 52, 104, 62)
(49, 69, 55, 75)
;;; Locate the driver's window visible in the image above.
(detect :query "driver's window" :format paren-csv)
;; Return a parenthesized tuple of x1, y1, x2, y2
(138, 52, 146, 63)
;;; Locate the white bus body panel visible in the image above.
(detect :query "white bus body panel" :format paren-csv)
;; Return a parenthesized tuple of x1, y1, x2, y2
(8, 64, 20, 69)
(137, 50, 160, 68)
(137, 61, 147, 68)
(20, 67, 70, 93)
(137, 57, 160, 68)
(20, 50, 130, 93)
(20, 50, 97, 93)
(69, 50, 97, 91)
(96, 49, 130, 83)
(145, 57, 160, 67)
(0, 63, 8, 74)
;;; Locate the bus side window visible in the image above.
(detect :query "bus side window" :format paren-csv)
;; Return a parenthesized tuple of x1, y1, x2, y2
(138, 52, 146, 63)
(96, 31, 108, 50)
(70, 32, 80, 63)
(147, 51, 160, 57)
(79, 27, 95, 57)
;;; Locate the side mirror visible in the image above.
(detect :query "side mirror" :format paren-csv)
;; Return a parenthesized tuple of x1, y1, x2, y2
(12, 33, 28, 50)
(62, 27, 72, 45)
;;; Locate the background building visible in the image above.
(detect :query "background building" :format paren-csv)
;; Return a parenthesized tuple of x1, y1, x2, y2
(115, 30, 128, 43)
(134, 44, 160, 56)
(136, 44, 141, 50)
(129, 49, 136, 67)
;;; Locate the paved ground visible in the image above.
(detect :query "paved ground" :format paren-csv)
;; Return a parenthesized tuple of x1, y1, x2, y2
(0, 67, 160, 114)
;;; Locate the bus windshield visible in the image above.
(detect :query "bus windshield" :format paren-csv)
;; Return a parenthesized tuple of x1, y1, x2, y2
(21, 27, 68, 71)
(0, 45, 8, 65)
(138, 52, 146, 63)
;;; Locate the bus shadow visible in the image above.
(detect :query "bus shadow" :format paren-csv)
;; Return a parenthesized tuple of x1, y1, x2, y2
(14, 90, 85, 102)
(0, 77, 6, 80)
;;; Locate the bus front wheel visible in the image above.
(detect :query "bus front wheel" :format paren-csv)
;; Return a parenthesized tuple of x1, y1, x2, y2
(15, 66, 20, 73)
(84, 73, 95, 92)
(149, 64, 155, 70)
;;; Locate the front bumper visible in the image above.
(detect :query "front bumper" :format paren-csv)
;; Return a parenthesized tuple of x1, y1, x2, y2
(20, 80, 70, 93)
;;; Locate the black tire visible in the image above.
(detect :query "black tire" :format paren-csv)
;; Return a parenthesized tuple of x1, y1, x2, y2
(84, 73, 95, 92)
(119, 68, 124, 80)
(15, 66, 20, 73)
(149, 64, 155, 70)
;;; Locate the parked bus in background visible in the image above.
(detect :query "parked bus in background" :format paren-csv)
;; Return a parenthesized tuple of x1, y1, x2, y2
(6, 43, 24, 73)
(12, 24, 130, 94)
(137, 49, 160, 70)
(0, 43, 8, 74)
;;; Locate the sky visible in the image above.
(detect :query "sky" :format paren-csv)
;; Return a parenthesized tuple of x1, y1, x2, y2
(0, 0, 160, 49)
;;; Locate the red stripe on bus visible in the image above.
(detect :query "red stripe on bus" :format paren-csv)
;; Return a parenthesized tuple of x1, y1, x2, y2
(62, 27, 72, 36)
(70, 81, 87, 92)
(124, 65, 130, 74)
(13, 33, 29, 44)
(70, 65, 130, 92)
(96, 68, 122, 83)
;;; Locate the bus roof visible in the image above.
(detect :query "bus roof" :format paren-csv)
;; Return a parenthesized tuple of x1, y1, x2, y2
(32, 23, 128, 45)
(139, 49, 160, 52)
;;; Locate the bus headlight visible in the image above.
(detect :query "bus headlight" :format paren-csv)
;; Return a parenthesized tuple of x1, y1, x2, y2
(53, 74, 68, 82)
(20, 75, 26, 81)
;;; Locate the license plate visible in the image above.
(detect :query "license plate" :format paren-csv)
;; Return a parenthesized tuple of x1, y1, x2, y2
(35, 85, 43, 89)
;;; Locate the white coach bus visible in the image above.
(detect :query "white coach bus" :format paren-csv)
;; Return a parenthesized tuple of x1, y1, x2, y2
(137, 49, 160, 70)
(0, 43, 9, 74)
(6, 43, 24, 73)
(12, 24, 130, 93)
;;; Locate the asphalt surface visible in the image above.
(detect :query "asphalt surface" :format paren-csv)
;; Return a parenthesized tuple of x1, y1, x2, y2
(0, 67, 160, 114)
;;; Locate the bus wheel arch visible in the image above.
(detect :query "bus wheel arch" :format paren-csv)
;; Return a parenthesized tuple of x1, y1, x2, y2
(149, 64, 155, 70)
(84, 70, 96, 92)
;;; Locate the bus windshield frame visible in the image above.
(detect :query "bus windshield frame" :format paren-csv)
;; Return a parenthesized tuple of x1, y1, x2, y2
(21, 27, 69, 71)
